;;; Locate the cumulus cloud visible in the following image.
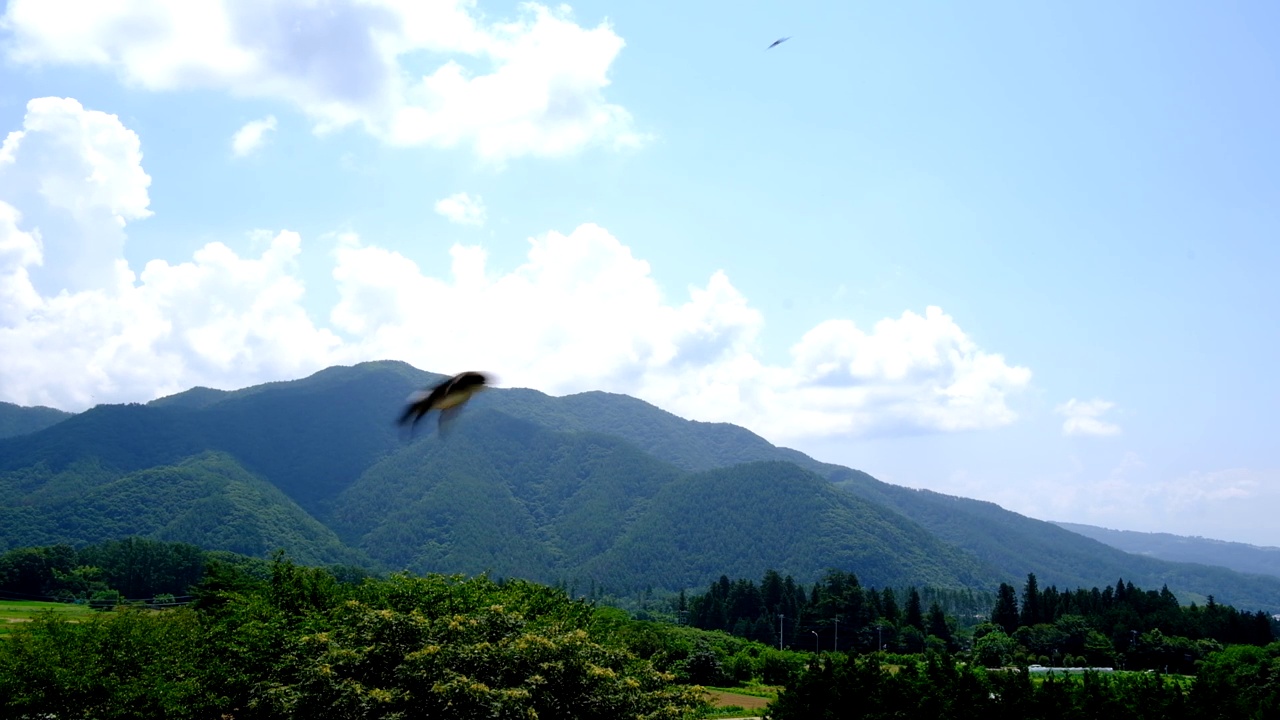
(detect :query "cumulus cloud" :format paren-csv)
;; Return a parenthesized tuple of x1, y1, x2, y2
(0, 95, 1031, 443)
(0, 98, 339, 408)
(1056, 397, 1122, 436)
(0, 0, 646, 163)
(231, 115, 278, 157)
(319, 222, 1032, 442)
(0, 96, 151, 294)
(434, 192, 487, 226)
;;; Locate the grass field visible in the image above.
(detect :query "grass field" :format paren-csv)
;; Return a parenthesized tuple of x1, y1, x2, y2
(0, 599, 95, 637)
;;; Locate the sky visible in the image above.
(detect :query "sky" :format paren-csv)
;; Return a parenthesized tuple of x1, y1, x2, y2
(0, 1, 1277, 546)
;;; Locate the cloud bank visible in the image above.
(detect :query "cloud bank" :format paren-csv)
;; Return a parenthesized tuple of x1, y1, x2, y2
(0, 96, 1032, 444)
(1, 0, 645, 164)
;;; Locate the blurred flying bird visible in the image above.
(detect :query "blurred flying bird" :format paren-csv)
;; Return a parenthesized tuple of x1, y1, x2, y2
(399, 371, 491, 438)
(766, 37, 791, 50)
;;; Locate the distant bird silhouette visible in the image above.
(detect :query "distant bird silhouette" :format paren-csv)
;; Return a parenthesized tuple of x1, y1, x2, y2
(766, 37, 791, 50)
(398, 371, 491, 438)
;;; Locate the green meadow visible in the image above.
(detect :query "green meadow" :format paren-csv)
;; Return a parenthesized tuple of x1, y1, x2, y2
(0, 599, 94, 637)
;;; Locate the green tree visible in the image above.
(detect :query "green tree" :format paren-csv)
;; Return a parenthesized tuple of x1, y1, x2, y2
(991, 582, 1019, 634)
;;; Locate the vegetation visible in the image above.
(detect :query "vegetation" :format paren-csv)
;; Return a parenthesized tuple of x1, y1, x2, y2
(0, 402, 71, 440)
(831, 474, 1280, 610)
(1, 548, 1277, 718)
(0, 555, 709, 719)
(4, 360, 1280, 611)
(0, 600, 93, 637)
(686, 569, 1276, 674)
(766, 649, 1280, 719)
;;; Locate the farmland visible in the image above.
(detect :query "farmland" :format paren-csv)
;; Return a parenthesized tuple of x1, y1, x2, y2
(0, 600, 94, 637)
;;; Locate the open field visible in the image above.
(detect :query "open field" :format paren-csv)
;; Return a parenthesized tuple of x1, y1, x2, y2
(702, 686, 777, 718)
(0, 599, 95, 637)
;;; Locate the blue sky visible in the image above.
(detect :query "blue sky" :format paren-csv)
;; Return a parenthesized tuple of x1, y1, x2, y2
(1, 1, 1277, 545)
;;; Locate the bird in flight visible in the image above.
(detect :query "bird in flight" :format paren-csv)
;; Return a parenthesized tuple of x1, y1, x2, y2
(399, 371, 492, 438)
(766, 37, 791, 50)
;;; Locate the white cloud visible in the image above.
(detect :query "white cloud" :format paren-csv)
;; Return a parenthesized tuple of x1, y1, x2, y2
(0, 0, 646, 164)
(322, 224, 1032, 442)
(0, 98, 339, 408)
(434, 192, 487, 226)
(1056, 397, 1122, 437)
(0, 97, 151, 294)
(231, 115, 278, 157)
(0, 95, 1030, 443)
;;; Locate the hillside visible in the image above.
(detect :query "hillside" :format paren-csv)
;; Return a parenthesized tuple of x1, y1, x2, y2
(827, 476, 1280, 609)
(581, 460, 998, 591)
(1055, 521, 1280, 580)
(0, 401, 73, 439)
(0, 450, 367, 567)
(1, 360, 1279, 609)
(329, 411, 996, 591)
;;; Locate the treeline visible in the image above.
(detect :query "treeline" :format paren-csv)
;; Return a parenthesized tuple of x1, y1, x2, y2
(769, 647, 1280, 720)
(685, 569, 1277, 673)
(0, 537, 373, 608)
(686, 569, 992, 653)
(993, 573, 1276, 645)
(975, 574, 1276, 672)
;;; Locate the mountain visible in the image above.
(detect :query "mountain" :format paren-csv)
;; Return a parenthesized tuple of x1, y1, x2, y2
(1054, 521, 1280, 580)
(580, 460, 997, 591)
(0, 450, 364, 566)
(327, 409, 999, 590)
(0, 401, 73, 439)
(2, 360, 1279, 610)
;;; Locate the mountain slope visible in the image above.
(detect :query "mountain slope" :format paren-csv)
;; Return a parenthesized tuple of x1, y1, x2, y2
(1, 360, 1279, 609)
(583, 460, 1000, 591)
(829, 476, 1280, 609)
(1054, 521, 1280, 580)
(329, 411, 995, 591)
(0, 451, 364, 566)
(0, 401, 74, 439)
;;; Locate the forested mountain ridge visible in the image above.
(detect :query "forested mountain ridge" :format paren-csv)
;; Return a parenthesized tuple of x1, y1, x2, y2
(0, 401, 73, 440)
(1, 360, 1279, 610)
(1054, 521, 1280, 580)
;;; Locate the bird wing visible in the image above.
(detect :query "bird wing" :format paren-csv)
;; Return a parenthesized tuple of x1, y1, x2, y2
(438, 403, 463, 438)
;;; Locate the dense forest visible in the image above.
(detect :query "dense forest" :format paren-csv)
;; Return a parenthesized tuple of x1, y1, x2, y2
(685, 569, 1277, 675)
(0, 537, 371, 608)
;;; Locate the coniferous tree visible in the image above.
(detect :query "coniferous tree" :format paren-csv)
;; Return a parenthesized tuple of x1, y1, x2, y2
(927, 601, 953, 647)
(905, 587, 925, 631)
(992, 582, 1019, 634)
(881, 588, 900, 625)
(1019, 573, 1041, 627)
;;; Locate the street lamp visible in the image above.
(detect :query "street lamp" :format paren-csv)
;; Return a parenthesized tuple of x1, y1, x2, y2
(812, 630, 819, 653)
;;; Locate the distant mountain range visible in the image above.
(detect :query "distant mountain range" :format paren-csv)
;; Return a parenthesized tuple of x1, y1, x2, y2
(1053, 521, 1280, 581)
(2, 360, 1279, 611)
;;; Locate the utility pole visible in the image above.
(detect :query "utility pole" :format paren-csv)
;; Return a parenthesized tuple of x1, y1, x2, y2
(778, 614, 784, 650)
(834, 617, 840, 652)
